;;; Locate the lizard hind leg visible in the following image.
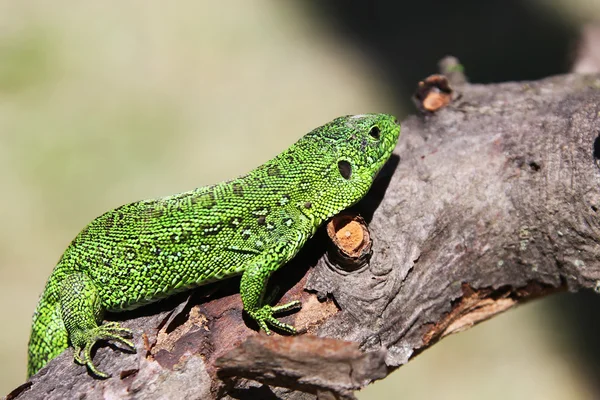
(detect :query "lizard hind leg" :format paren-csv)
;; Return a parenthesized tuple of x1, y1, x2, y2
(59, 273, 135, 378)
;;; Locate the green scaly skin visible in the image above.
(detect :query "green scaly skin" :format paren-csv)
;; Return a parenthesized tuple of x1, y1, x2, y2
(27, 114, 400, 378)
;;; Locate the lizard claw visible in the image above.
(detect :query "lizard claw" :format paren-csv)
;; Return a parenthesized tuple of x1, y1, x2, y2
(72, 322, 135, 378)
(248, 300, 302, 335)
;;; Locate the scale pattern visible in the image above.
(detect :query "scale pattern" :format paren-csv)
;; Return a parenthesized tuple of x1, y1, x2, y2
(27, 114, 400, 377)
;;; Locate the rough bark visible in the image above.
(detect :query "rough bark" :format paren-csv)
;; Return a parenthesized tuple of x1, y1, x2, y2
(7, 69, 600, 400)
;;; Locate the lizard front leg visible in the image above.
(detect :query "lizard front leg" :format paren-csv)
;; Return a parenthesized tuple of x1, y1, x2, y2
(59, 273, 135, 378)
(239, 242, 302, 334)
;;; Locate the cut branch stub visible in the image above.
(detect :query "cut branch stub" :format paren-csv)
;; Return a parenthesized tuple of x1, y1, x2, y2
(326, 213, 372, 271)
(413, 74, 454, 113)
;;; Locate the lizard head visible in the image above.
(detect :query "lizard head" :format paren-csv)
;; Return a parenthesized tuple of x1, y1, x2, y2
(299, 113, 401, 217)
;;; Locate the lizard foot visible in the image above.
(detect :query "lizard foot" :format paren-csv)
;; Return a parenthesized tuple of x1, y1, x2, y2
(247, 300, 302, 335)
(73, 322, 135, 378)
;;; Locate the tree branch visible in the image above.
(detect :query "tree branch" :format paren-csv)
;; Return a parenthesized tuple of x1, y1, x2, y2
(9, 69, 600, 400)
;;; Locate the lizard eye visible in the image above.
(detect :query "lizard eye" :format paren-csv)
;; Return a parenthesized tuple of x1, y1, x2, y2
(368, 126, 380, 139)
(338, 160, 352, 180)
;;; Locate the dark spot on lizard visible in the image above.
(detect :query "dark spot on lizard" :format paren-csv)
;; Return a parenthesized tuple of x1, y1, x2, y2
(279, 194, 290, 206)
(202, 224, 222, 236)
(253, 208, 268, 216)
(109, 212, 126, 229)
(175, 191, 197, 207)
(229, 217, 242, 228)
(232, 183, 244, 196)
(146, 204, 165, 218)
(191, 191, 216, 209)
(104, 215, 115, 228)
(178, 230, 191, 242)
(267, 165, 281, 177)
(241, 228, 252, 240)
(299, 179, 310, 190)
(257, 216, 266, 225)
(304, 202, 312, 209)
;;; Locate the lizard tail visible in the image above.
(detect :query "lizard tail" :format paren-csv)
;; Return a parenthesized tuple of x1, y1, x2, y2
(27, 290, 69, 378)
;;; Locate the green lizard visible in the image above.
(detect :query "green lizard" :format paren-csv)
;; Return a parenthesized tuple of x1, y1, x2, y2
(27, 113, 400, 378)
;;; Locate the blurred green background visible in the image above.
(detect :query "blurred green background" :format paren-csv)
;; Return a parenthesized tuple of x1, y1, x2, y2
(1, 1, 599, 398)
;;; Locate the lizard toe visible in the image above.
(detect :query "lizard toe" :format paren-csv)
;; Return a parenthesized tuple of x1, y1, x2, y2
(271, 300, 301, 314)
(83, 340, 110, 379)
(249, 303, 299, 335)
(71, 322, 136, 378)
(73, 346, 85, 365)
(265, 315, 296, 334)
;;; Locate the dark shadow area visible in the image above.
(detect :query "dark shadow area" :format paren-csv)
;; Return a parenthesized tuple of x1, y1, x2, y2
(108, 280, 229, 322)
(306, 0, 598, 392)
(546, 290, 600, 393)
(354, 153, 400, 223)
(593, 134, 600, 160)
(307, 0, 578, 111)
(220, 383, 279, 400)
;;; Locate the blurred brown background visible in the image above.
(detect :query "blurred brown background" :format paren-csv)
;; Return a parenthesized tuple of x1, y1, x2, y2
(1, 1, 599, 398)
